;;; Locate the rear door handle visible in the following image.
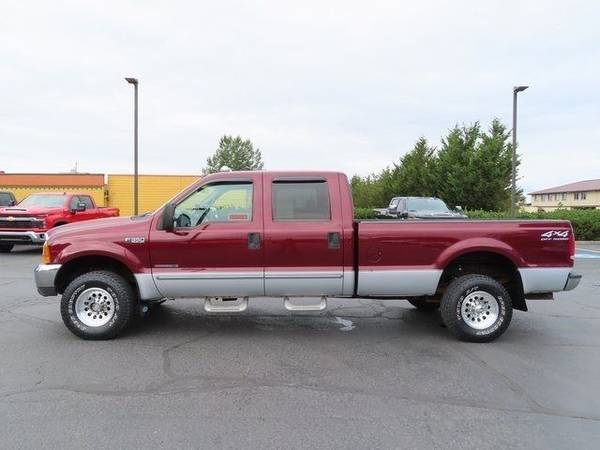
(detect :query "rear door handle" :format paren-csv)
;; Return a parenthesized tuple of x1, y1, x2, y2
(248, 232, 261, 250)
(328, 232, 341, 250)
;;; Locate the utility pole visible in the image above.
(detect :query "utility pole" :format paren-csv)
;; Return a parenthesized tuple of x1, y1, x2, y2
(125, 77, 139, 215)
(512, 85, 529, 217)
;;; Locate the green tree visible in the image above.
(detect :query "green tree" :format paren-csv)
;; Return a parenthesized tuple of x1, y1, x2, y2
(350, 173, 387, 208)
(394, 137, 437, 197)
(434, 120, 518, 210)
(434, 123, 481, 208)
(470, 119, 520, 211)
(350, 119, 519, 211)
(204, 135, 264, 174)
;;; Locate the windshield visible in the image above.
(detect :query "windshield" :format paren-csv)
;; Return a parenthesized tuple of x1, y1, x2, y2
(406, 198, 450, 213)
(18, 195, 66, 208)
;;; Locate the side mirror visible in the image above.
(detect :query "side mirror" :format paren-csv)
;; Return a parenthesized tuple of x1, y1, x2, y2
(71, 203, 86, 213)
(162, 203, 176, 232)
(9, 200, 16, 206)
(455, 205, 463, 211)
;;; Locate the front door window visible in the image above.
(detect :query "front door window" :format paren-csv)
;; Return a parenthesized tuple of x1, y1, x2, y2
(174, 182, 253, 228)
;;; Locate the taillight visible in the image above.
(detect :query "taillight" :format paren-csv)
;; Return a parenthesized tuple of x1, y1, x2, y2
(569, 225, 575, 261)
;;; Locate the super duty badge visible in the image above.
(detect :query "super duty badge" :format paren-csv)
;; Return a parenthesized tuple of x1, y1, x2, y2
(124, 237, 146, 244)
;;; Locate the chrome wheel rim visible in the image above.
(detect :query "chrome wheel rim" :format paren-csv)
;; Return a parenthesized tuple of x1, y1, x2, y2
(75, 287, 115, 327)
(461, 291, 499, 330)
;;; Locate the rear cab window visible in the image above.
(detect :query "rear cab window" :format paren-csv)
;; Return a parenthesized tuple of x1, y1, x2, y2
(272, 180, 331, 221)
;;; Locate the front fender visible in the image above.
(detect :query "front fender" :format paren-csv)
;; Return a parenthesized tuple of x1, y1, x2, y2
(435, 237, 525, 269)
(55, 241, 145, 273)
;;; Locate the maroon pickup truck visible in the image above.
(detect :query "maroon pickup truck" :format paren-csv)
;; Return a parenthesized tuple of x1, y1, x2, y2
(34, 171, 581, 342)
(0, 193, 119, 253)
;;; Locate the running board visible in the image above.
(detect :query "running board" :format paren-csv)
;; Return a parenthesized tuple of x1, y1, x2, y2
(283, 296, 328, 312)
(204, 297, 248, 312)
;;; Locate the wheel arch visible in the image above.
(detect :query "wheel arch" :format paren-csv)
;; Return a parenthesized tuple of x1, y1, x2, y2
(437, 250, 527, 311)
(55, 255, 139, 297)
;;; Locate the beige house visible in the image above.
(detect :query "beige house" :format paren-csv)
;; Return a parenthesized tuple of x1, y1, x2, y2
(530, 179, 600, 211)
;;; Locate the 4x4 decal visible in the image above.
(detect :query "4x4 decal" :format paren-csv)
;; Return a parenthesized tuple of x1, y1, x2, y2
(540, 230, 569, 241)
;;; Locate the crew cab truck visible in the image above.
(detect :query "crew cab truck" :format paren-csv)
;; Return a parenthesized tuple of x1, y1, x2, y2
(0, 193, 119, 253)
(34, 171, 581, 342)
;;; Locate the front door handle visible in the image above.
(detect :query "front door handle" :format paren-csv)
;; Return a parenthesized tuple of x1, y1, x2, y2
(248, 232, 261, 250)
(328, 232, 341, 250)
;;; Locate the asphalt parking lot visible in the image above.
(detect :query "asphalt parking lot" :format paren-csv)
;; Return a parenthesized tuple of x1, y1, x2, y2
(1, 246, 599, 449)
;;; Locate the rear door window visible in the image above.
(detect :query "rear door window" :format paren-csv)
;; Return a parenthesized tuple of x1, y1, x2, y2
(272, 180, 331, 221)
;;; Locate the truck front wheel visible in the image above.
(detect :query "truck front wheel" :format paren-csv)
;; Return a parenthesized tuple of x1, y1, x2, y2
(440, 274, 512, 342)
(60, 270, 136, 340)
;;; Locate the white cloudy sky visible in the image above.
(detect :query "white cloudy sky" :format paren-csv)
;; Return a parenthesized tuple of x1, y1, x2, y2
(1, 0, 599, 194)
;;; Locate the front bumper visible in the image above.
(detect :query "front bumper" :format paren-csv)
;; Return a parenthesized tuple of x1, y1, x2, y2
(34, 264, 61, 296)
(0, 230, 48, 245)
(564, 271, 582, 291)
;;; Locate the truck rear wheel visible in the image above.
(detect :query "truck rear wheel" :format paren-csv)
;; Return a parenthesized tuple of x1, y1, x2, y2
(60, 270, 136, 340)
(440, 274, 512, 342)
(0, 244, 13, 253)
(407, 298, 439, 311)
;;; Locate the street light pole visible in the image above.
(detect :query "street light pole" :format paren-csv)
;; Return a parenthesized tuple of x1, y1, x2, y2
(511, 85, 529, 217)
(125, 77, 139, 215)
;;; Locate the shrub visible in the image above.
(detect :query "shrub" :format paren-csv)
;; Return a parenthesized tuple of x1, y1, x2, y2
(354, 207, 600, 240)
(465, 209, 600, 240)
(354, 207, 379, 220)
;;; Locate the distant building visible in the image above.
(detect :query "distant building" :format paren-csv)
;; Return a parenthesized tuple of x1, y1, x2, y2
(0, 173, 200, 216)
(530, 179, 600, 211)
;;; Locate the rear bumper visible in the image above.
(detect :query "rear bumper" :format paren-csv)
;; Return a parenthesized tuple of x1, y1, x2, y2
(34, 264, 61, 296)
(0, 230, 48, 245)
(564, 271, 582, 291)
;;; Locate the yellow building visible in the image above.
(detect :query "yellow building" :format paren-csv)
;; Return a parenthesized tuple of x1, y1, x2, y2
(0, 173, 105, 205)
(0, 172, 200, 217)
(106, 174, 199, 216)
(530, 179, 600, 211)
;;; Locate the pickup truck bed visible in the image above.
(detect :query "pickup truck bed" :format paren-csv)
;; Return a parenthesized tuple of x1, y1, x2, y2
(33, 171, 580, 342)
(356, 219, 574, 297)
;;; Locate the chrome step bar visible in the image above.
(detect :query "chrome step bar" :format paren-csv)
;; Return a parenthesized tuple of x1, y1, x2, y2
(204, 297, 248, 312)
(202, 296, 328, 313)
(283, 296, 328, 312)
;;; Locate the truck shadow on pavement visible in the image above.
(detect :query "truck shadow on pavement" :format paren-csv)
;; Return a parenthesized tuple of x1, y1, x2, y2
(124, 301, 449, 340)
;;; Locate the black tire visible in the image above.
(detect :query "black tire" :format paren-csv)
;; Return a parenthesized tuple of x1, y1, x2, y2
(440, 274, 512, 343)
(0, 244, 13, 253)
(60, 270, 137, 340)
(407, 297, 439, 311)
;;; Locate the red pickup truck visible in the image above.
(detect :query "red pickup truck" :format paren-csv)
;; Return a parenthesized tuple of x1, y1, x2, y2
(34, 171, 580, 342)
(0, 193, 119, 253)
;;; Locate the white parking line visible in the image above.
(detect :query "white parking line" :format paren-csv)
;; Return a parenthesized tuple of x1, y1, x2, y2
(578, 247, 600, 253)
(575, 249, 600, 259)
